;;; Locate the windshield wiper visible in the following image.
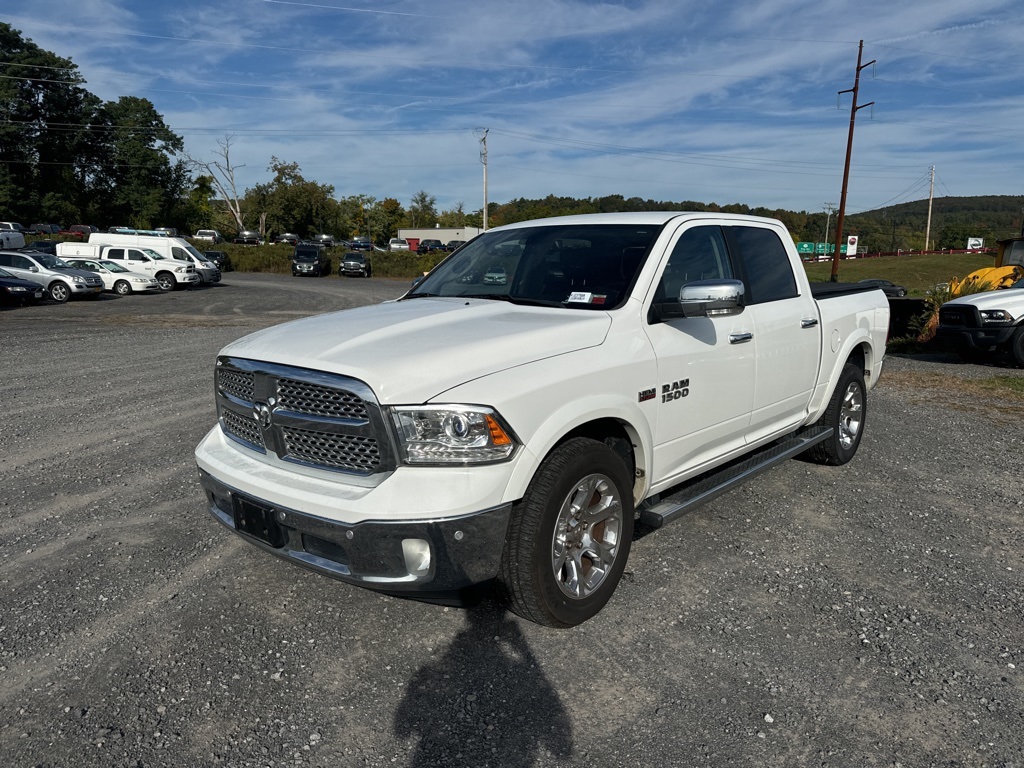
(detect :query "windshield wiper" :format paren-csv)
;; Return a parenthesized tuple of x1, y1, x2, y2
(461, 294, 564, 307)
(400, 292, 441, 300)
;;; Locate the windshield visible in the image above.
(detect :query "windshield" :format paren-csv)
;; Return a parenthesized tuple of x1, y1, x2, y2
(31, 253, 65, 269)
(293, 250, 320, 262)
(98, 260, 129, 273)
(185, 244, 205, 260)
(0, 267, 13, 277)
(406, 223, 663, 309)
(142, 248, 166, 260)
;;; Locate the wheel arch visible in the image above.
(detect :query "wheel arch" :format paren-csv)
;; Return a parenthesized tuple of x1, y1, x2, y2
(506, 408, 651, 509)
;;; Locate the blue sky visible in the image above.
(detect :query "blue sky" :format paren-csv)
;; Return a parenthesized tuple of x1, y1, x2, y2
(5, 1, 1024, 217)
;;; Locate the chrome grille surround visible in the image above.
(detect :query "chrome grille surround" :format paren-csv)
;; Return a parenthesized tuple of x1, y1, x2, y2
(215, 356, 396, 476)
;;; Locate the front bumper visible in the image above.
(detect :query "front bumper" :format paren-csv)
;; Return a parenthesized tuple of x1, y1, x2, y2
(936, 325, 1016, 351)
(198, 468, 512, 597)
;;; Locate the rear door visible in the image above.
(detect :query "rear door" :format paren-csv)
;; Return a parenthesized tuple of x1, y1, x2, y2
(725, 224, 820, 442)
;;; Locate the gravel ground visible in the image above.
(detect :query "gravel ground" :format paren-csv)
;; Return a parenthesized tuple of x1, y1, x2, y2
(1, 273, 1022, 768)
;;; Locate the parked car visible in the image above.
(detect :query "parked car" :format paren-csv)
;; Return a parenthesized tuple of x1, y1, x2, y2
(153, 227, 180, 237)
(59, 257, 162, 295)
(339, 251, 372, 277)
(274, 233, 300, 245)
(27, 223, 58, 235)
(349, 236, 372, 251)
(483, 266, 507, 285)
(0, 250, 104, 302)
(292, 244, 331, 276)
(172, 251, 222, 285)
(417, 239, 444, 254)
(21, 240, 57, 255)
(60, 224, 94, 238)
(858, 279, 907, 297)
(388, 238, 410, 251)
(1, 222, 28, 234)
(194, 229, 223, 243)
(310, 234, 336, 248)
(203, 250, 233, 272)
(0, 266, 45, 305)
(234, 230, 262, 245)
(446, 240, 466, 251)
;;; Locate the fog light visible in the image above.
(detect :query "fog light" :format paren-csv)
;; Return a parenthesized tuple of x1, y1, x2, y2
(402, 538, 431, 574)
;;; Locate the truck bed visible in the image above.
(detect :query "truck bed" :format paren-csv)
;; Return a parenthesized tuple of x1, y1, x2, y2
(809, 281, 881, 299)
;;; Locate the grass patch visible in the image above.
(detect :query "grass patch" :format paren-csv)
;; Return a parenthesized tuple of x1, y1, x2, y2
(803, 252, 994, 295)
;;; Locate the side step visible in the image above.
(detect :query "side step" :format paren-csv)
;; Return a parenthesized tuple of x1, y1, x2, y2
(638, 426, 833, 529)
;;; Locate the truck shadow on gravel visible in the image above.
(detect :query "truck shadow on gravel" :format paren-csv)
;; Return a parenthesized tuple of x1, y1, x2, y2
(394, 606, 573, 766)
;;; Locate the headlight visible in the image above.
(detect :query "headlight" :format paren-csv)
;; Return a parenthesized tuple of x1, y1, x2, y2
(8, 286, 27, 292)
(980, 309, 1014, 324)
(131, 277, 149, 283)
(174, 266, 186, 273)
(390, 405, 518, 465)
(71, 276, 85, 284)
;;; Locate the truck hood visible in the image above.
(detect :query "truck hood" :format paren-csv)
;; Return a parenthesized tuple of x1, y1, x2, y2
(222, 297, 611, 403)
(946, 287, 1024, 311)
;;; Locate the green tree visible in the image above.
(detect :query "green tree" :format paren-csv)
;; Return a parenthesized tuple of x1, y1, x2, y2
(91, 96, 186, 227)
(407, 190, 438, 228)
(0, 22, 98, 223)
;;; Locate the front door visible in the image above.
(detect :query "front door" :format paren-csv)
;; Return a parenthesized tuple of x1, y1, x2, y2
(643, 223, 756, 488)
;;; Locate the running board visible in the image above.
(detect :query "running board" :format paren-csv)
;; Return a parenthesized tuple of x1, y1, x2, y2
(638, 426, 833, 529)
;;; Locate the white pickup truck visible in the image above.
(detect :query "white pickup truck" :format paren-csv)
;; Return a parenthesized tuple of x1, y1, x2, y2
(937, 277, 1024, 365)
(195, 212, 890, 627)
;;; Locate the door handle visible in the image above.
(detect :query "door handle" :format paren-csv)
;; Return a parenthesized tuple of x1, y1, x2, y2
(801, 318, 819, 328)
(729, 332, 753, 344)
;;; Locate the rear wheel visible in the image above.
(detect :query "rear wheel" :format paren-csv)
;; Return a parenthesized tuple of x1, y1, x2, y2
(48, 281, 70, 302)
(804, 362, 866, 466)
(499, 438, 634, 627)
(114, 280, 132, 295)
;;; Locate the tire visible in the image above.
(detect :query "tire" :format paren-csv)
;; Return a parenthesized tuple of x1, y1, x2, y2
(114, 280, 132, 296)
(499, 437, 634, 627)
(155, 272, 175, 291)
(1011, 327, 1024, 367)
(48, 281, 70, 303)
(804, 362, 867, 466)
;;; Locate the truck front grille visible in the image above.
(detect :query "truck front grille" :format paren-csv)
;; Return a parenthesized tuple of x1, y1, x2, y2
(215, 357, 395, 476)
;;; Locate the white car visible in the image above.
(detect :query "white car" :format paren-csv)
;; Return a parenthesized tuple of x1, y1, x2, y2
(389, 238, 410, 251)
(194, 229, 223, 243)
(59, 257, 162, 295)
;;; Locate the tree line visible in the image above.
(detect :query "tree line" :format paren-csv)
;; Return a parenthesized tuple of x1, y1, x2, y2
(3, 23, 1021, 248)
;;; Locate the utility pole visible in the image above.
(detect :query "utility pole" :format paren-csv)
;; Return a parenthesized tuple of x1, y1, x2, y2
(476, 128, 489, 231)
(923, 165, 935, 251)
(822, 202, 837, 259)
(830, 40, 875, 282)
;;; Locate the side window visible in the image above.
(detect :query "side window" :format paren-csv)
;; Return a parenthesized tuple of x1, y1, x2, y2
(729, 226, 797, 304)
(656, 225, 732, 302)
(13, 254, 31, 269)
(107, 249, 124, 260)
(171, 247, 188, 260)
(128, 249, 147, 261)
(0, 253, 10, 267)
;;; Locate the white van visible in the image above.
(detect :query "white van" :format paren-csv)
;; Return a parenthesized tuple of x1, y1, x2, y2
(61, 240, 199, 291)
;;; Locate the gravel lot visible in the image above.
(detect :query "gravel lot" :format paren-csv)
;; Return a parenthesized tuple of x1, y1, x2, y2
(1, 273, 1022, 768)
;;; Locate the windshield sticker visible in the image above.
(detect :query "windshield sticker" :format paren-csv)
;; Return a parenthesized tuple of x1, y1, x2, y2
(567, 292, 607, 305)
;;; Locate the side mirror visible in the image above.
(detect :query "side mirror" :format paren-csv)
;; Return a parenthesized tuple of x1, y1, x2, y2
(652, 279, 745, 321)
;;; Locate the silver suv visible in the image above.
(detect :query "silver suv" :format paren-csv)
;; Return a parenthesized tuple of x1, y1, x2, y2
(0, 250, 104, 302)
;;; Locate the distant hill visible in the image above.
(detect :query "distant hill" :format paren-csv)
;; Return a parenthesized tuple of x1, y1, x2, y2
(847, 195, 1024, 253)
(484, 194, 1024, 253)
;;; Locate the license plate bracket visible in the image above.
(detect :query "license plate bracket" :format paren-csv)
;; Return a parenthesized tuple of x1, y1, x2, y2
(232, 495, 287, 548)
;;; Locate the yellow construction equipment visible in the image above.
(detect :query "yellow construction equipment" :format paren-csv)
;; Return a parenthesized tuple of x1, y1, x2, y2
(948, 237, 1024, 295)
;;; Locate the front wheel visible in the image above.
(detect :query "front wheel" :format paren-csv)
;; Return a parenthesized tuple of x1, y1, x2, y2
(499, 438, 634, 627)
(1010, 326, 1024, 367)
(155, 272, 175, 291)
(114, 280, 132, 296)
(804, 362, 866, 466)
(48, 282, 70, 302)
